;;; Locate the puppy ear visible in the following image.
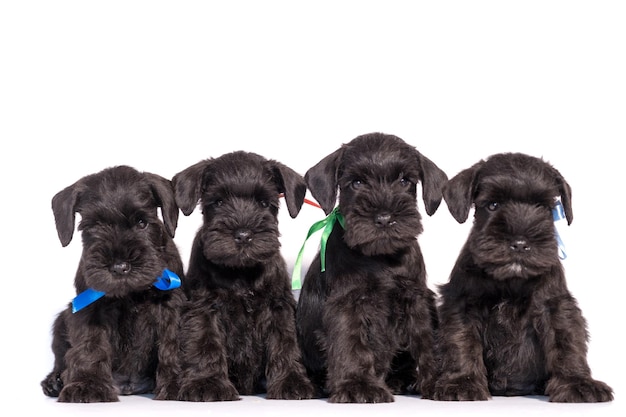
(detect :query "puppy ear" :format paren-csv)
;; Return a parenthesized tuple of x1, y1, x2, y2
(443, 161, 483, 223)
(417, 152, 449, 216)
(172, 160, 210, 216)
(270, 161, 307, 218)
(51, 183, 81, 247)
(304, 148, 342, 215)
(144, 172, 179, 238)
(554, 170, 574, 225)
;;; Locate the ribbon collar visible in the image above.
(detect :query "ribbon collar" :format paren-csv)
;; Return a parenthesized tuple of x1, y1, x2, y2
(71, 269, 182, 313)
(292, 207, 345, 290)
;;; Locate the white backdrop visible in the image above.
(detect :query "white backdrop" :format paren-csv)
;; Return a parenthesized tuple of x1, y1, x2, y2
(1, 1, 624, 416)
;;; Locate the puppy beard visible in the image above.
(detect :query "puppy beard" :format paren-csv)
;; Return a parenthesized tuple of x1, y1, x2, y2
(81, 230, 165, 296)
(199, 222, 281, 268)
(342, 201, 423, 257)
(469, 208, 558, 280)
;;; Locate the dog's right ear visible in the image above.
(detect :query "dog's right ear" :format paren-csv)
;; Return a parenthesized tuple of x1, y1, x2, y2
(144, 173, 180, 238)
(304, 148, 343, 215)
(52, 183, 81, 247)
(171, 160, 211, 216)
(443, 161, 484, 224)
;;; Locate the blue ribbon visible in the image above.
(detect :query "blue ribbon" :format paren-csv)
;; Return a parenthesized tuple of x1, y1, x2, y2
(72, 269, 182, 313)
(291, 207, 345, 290)
(552, 200, 567, 260)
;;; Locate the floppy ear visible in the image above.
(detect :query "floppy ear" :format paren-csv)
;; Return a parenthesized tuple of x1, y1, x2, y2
(51, 182, 81, 247)
(554, 169, 573, 225)
(443, 161, 484, 224)
(416, 152, 449, 216)
(144, 172, 179, 238)
(270, 161, 307, 218)
(171, 160, 211, 216)
(304, 148, 342, 215)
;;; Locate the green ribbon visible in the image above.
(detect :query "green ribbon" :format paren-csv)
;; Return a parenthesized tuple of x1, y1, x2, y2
(292, 207, 345, 290)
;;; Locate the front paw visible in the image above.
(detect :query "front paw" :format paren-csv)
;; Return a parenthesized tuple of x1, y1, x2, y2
(266, 372, 315, 400)
(58, 381, 118, 403)
(41, 372, 63, 397)
(178, 377, 240, 402)
(329, 378, 394, 403)
(547, 376, 614, 403)
(432, 376, 490, 401)
(153, 382, 180, 401)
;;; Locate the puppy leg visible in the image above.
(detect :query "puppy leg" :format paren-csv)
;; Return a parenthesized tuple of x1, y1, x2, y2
(41, 312, 69, 397)
(58, 318, 118, 403)
(433, 309, 490, 401)
(177, 306, 239, 402)
(324, 290, 395, 403)
(406, 291, 439, 398)
(263, 296, 315, 400)
(153, 299, 183, 400)
(541, 295, 613, 403)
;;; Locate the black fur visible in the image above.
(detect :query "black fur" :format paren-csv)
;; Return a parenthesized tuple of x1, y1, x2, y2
(432, 152, 613, 403)
(40, 166, 186, 402)
(296, 132, 448, 403)
(172, 151, 315, 401)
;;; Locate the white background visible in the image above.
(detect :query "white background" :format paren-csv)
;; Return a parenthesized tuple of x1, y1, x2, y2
(1, 1, 624, 416)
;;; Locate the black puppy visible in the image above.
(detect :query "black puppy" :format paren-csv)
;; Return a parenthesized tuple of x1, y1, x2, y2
(433, 152, 613, 402)
(40, 166, 186, 402)
(296, 132, 448, 403)
(172, 151, 315, 401)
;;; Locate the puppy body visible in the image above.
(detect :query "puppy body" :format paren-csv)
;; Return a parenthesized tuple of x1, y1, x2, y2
(433, 153, 613, 402)
(173, 151, 314, 401)
(41, 166, 186, 402)
(296, 133, 448, 403)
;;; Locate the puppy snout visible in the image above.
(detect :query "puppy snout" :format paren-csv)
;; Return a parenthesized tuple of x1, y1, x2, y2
(510, 239, 531, 253)
(110, 261, 131, 275)
(375, 213, 396, 227)
(234, 229, 253, 244)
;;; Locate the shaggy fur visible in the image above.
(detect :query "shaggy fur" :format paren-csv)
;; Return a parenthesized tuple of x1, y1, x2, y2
(172, 151, 315, 401)
(432, 152, 613, 403)
(40, 166, 186, 402)
(296, 132, 448, 403)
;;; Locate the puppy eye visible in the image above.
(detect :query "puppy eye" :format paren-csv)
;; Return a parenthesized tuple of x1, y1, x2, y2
(487, 202, 499, 211)
(136, 219, 148, 229)
(211, 199, 224, 208)
(399, 177, 412, 187)
(351, 179, 364, 189)
(259, 200, 269, 208)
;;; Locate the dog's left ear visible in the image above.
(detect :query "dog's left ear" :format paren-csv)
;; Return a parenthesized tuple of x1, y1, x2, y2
(553, 168, 574, 225)
(144, 173, 180, 238)
(304, 148, 343, 215)
(442, 161, 484, 223)
(269, 161, 307, 218)
(417, 152, 449, 216)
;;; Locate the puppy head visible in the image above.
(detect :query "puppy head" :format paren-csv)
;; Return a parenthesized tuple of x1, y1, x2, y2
(172, 151, 306, 268)
(443, 152, 573, 279)
(305, 132, 448, 256)
(51, 166, 180, 295)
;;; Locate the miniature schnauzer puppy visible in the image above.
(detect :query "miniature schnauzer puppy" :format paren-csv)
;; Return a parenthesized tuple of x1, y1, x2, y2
(172, 151, 315, 401)
(40, 166, 186, 402)
(296, 132, 448, 403)
(432, 152, 613, 403)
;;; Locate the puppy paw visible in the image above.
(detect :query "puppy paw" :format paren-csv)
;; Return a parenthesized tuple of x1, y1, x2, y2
(153, 383, 180, 401)
(41, 372, 63, 397)
(432, 376, 490, 401)
(178, 378, 240, 402)
(58, 381, 118, 403)
(547, 376, 614, 403)
(266, 372, 316, 400)
(329, 378, 394, 403)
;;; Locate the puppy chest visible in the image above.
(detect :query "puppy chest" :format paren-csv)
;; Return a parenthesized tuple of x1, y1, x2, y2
(482, 301, 547, 391)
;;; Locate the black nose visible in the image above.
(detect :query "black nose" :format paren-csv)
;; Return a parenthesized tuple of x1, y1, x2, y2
(234, 229, 253, 244)
(375, 213, 395, 227)
(111, 261, 131, 275)
(510, 240, 531, 252)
